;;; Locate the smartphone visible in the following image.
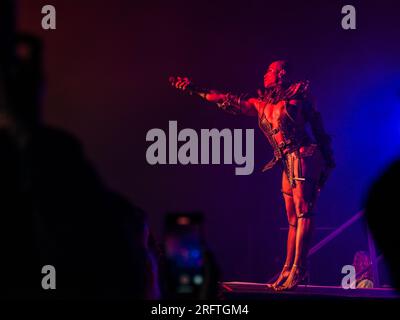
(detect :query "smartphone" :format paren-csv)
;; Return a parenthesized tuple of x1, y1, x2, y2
(164, 212, 205, 298)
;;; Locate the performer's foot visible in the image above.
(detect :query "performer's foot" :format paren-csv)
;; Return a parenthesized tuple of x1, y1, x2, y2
(266, 264, 291, 290)
(275, 265, 307, 291)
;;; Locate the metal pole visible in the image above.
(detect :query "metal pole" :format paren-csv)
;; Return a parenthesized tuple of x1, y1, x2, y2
(308, 210, 364, 257)
(367, 227, 380, 287)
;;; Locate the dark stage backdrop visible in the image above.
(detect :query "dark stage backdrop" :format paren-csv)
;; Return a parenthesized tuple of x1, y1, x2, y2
(17, 0, 400, 284)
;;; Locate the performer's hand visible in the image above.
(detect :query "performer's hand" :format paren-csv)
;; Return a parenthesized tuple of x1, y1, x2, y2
(169, 76, 191, 91)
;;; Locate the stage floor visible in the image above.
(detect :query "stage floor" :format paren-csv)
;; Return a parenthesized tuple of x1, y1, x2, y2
(220, 282, 400, 300)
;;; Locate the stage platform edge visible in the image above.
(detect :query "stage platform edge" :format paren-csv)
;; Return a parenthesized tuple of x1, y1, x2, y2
(220, 281, 400, 300)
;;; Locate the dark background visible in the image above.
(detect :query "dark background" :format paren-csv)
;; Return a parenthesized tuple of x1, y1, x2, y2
(16, 0, 400, 284)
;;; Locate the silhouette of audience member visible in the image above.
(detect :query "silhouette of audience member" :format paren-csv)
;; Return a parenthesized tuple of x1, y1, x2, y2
(365, 159, 400, 291)
(0, 33, 151, 299)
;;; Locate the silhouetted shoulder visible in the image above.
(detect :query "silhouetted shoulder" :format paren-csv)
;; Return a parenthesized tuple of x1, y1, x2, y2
(105, 191, 147, 232)
(30, 125, 104, 192)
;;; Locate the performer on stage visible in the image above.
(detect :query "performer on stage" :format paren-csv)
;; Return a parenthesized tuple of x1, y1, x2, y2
(169, 60, 335, 290)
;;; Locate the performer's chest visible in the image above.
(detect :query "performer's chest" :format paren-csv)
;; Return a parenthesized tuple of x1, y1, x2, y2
(258, 99, 302, 126)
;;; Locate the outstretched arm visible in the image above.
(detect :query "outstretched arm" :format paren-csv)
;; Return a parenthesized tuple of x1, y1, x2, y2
(169, 76, 258, 116)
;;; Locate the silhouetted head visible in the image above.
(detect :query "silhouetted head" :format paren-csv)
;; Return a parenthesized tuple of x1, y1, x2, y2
(263, 60, 290, 88)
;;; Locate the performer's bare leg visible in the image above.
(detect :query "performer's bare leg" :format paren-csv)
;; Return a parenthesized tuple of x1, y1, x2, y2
(294, 216, 314, 269)
(283, 194, 297, 266)
(277, 151, 324, 291)
(278, 209, 315, 290)
(268, 173, 297, 288)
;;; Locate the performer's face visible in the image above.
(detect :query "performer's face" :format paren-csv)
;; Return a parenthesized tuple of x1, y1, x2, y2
(263, 61, 286, 88)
